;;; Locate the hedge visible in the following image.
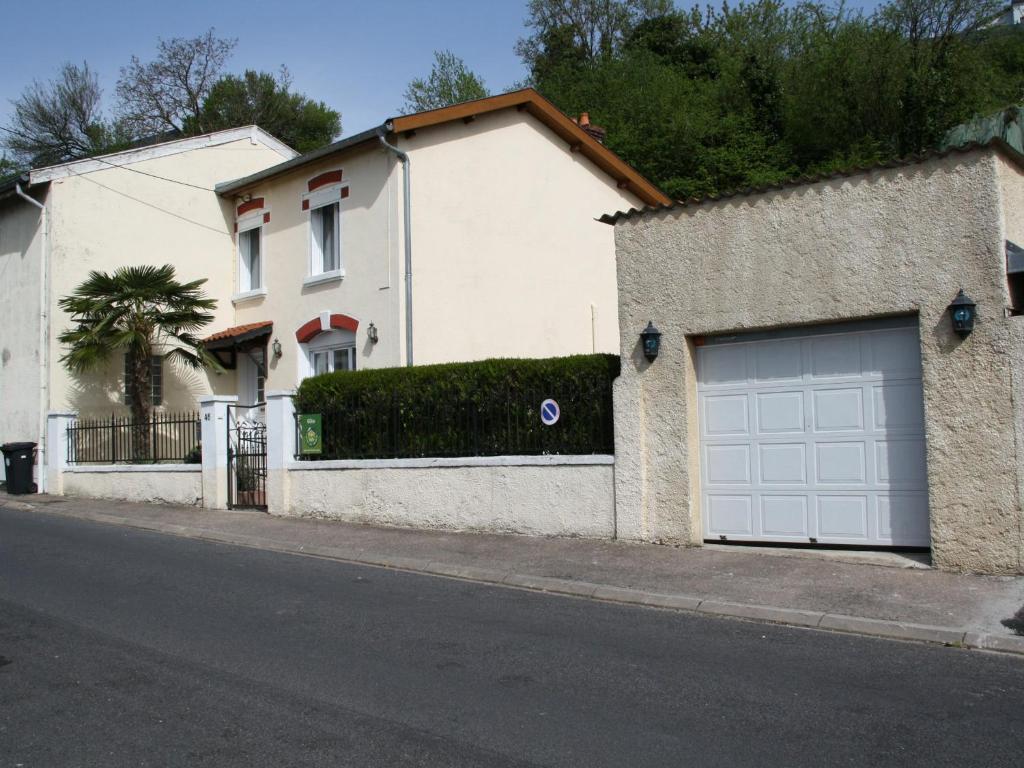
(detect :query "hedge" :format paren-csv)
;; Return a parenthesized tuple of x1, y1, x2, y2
(293, 354, 620, 460)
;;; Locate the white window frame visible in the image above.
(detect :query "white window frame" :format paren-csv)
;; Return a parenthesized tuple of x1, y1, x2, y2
(302, 182, 348, 286)
(300, 328, 356, 381)
(124, 353, 163, 406)
(233, 212, 268, 304)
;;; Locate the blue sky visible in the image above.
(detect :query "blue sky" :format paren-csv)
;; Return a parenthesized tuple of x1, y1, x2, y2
(0, 0, 885, 143)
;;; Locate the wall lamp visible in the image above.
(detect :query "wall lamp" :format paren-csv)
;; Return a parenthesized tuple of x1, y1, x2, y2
(640, 321, 662, 361)
(272, 338, 283, 358)
(367, 322, 379, 344)
(948, 290, 977, 338)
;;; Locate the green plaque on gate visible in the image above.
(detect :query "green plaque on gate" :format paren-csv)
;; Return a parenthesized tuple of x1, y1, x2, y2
(299, 414, 322, 455)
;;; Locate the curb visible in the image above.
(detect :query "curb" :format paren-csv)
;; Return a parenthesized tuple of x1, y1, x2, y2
(9, 502, 1024, 658)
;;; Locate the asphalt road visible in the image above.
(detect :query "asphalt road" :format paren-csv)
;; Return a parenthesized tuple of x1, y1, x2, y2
(1, 507, 1022, 768)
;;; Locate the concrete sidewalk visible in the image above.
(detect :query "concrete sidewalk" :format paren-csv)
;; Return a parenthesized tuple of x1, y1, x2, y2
(4, 491, 1024, 656)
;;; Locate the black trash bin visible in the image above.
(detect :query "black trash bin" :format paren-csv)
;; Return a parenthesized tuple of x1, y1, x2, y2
(2, 442, 37, 495)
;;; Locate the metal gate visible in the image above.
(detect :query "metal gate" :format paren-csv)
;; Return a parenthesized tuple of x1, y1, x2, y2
(227, 404, 267, 510)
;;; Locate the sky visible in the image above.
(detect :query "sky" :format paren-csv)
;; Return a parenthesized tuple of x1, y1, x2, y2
(0, 0, 885, 144)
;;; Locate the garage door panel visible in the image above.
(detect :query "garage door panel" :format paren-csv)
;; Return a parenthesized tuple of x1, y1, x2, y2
(870, 330, 922, 377)
(815, 442, 866, 483)
(756, 392, 804, 433)
(698, 322, 929, 549)
(817, 496, 869, 538)
(705, 445, 751, 485)
(759, 444, 806, 484)
(873, 384, 924, 430)
(703, 395, 749, 436)
(878, 494, 930, 546)
(701, 344, 748, 386)
(813, 388, 864, 432)
(810, 334, 863, 379)
(755, 339, 802, 383)
(707, 496, 753, 535)
(876, 439, 927, 486)
(761, 496, 809, 536)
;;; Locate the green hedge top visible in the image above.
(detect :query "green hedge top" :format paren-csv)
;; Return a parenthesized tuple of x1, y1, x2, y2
(294, 354, 620, 460)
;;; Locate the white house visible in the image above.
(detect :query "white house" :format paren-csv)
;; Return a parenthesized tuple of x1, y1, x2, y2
(0, 127, 298, 484)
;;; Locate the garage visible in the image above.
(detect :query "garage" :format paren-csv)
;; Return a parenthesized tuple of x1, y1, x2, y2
(696, 319, 929, 547)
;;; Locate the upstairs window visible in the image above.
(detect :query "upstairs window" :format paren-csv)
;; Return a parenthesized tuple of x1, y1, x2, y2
(1008, 240, 1024, 315)
(238, 224, 262, 292)
(310, 202, 340, 276)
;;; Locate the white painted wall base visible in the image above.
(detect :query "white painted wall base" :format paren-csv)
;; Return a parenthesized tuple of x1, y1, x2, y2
(284, 456, 615, 537)
(62, 465, 202, 506)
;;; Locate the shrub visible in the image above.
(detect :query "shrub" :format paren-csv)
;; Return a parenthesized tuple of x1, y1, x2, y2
(294, 354, 620, 460)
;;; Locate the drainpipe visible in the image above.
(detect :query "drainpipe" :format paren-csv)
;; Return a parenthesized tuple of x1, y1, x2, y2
(377, 127, 414, 367)
(15, 182, 49, 491)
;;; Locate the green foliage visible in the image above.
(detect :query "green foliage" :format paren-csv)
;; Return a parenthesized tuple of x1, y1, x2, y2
(402, 51, 490, 113)
(295, 354, 620, 459)
(57, 264, 220, 430)
(527, 0, 1020, 199)
(196, 69, 340, 152)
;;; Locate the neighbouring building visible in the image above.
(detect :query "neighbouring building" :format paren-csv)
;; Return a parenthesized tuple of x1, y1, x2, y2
(0, 127, 299, 485)
(606, 140, 1024, 575)
(204, 89, 666, 408)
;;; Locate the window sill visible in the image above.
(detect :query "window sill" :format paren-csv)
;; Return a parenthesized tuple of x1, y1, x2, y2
(231, 288, 267, 305)
(302, 269, 345, 288)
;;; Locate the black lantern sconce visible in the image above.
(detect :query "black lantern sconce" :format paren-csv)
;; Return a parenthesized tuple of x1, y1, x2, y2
(947, 290, 977, 338)
(640, 321, 662, 361)
(271, 337, 283, 358)
(367, 322, 379, 344)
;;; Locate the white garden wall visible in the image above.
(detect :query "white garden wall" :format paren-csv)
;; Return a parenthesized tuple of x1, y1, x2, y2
(61, 465, 202, 506)
(282, 455, 615, 537)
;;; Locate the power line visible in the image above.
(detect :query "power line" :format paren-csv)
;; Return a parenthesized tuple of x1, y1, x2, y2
(76, 173, 228, 235)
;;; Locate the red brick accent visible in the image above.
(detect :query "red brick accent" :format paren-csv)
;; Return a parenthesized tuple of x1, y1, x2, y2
(307, 170, 343, 192)
(233, 223, 238, 233)
(263, 212, 271, 224)
(302, 199, 310, 211)
(237, 197, 265, 216)
(295, 314, 359, 343)
(341, 187, 350, 199)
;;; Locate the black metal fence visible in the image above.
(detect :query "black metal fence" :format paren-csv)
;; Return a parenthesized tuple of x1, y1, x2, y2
(294, 383, 615, 461)
(68, 412, 202, 465)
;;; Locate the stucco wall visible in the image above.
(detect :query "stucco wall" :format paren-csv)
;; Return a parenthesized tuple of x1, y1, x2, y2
(614, 148, 1024, 574)
(62, 465, 202, 506)
(46, 136, 290, 417)
(0, 190, 45, 481)
(401, 110, 640, 364)
(230, 145, 402, 385)
(283, 456, 615, 537)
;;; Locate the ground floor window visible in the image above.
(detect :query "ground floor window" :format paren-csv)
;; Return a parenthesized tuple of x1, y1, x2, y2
(311, 346, 355, 375)
(124, 353, 163, 406)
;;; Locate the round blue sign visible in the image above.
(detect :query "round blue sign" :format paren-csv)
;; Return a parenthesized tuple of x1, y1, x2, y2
(540, 398, 560, 426)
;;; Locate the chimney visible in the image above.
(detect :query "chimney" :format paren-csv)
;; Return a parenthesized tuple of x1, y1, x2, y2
(576, 112, 607, 144)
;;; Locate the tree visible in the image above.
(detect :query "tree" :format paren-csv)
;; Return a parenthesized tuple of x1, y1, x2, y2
(58, 265, 219, 459)
(0, 154, 20, 180)
(401, 51, 489, 113)
(2, 62, 127, 167)
(117, 29, 236, 136)
(517, 0, 673, 77)
(197, 68, 341, 152)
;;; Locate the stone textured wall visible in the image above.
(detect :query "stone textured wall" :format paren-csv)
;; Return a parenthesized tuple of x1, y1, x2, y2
(62, 466, 202, 506)
(284, 457, 615, 537)
(613, 148, 1024, 574)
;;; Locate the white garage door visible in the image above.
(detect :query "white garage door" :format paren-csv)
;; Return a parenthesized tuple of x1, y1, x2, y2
(697, 321, 929, 547)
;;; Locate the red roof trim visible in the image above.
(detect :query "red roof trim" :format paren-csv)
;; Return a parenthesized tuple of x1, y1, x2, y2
(203, 320, 273, 343)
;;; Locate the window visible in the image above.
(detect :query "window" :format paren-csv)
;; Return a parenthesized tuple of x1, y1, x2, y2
(124, 354, 163, 406)
(310, 202, 340, 275)
(1008, 240, 1024, 315)
(238, 225, 262, 291)
(311, 346, 355, 375)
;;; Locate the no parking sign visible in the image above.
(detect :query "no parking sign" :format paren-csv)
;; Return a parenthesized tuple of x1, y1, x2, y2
(540, 399, 560, 426)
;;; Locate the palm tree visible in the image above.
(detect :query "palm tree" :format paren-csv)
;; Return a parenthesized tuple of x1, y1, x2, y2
(58, 264, 219, 460)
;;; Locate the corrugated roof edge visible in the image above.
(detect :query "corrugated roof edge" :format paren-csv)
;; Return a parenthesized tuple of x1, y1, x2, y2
(215, 126, 385, 196)
(598, 138, 1024, 225)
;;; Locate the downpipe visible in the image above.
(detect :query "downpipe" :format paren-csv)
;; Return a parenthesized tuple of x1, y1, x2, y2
(376, 128, 411, 366)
